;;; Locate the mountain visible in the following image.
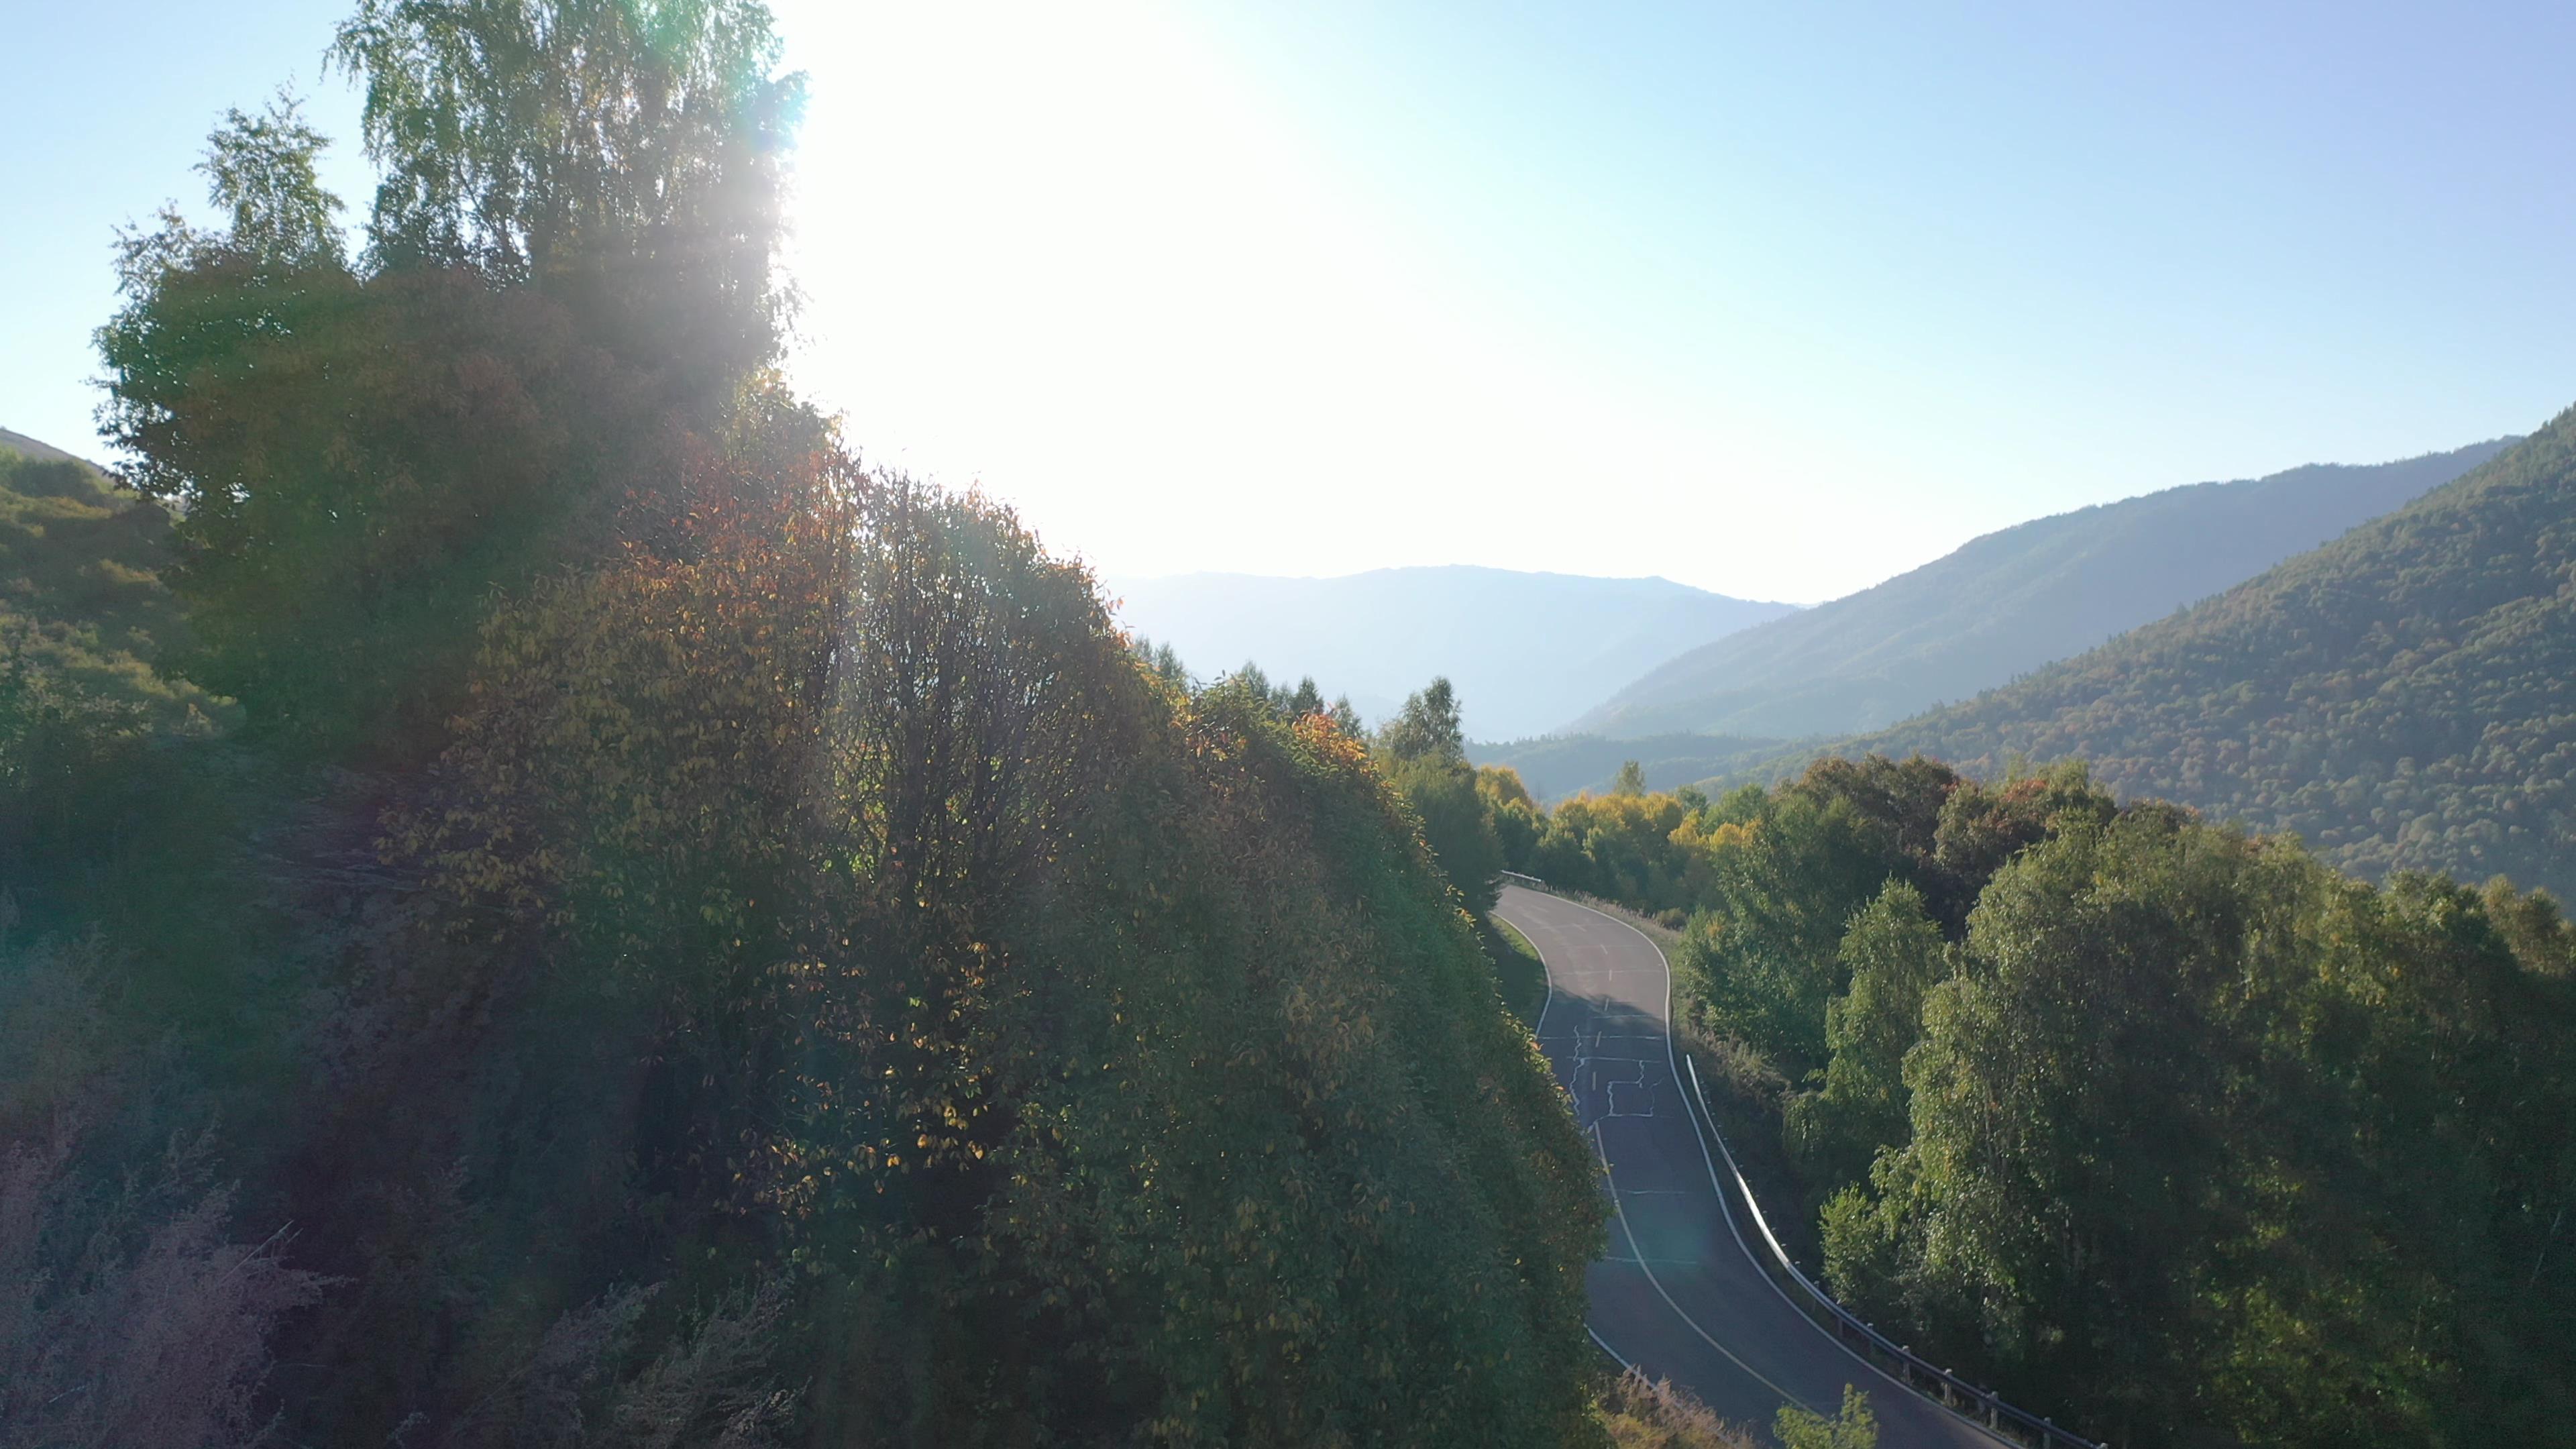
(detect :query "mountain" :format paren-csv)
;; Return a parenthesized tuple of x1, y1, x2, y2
(1106, 565, 1796, 741)
(1726, 408, 2576, 900)
(1572, 439, 2514, 741)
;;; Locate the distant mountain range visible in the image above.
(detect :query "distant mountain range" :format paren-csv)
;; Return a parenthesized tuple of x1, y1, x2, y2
(1570, 439, 2513, 741)
(1104, 566, 1796, 741)
(1708, 411, 2576, 900)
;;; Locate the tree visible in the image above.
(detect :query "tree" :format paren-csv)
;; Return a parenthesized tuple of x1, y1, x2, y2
(1373, 678, 1504, 911)
(1389, 751, 1507, 913)
(1478, 765, 1543, 873)
(197, 92, 347, 270)
(1819, 806, 2576, 1446)
(375, 456, 1605, 1443)
(1378, 676, 1464, 765)
(331, 0, 806, 400)
(98, 5, 808, 757)
(1785, 881, 1947, 1195)
(1126, 633, 1189, 691)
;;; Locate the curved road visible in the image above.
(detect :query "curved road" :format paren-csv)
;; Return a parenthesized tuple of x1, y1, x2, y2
(1498, 884, 2000, 1448)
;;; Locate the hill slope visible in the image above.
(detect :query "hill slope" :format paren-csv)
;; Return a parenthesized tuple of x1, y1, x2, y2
(1108, 565, 1796, 739)
(1, 426, 90, 464)
(0, 431, 219, 725)
(1574, 439, 2512, 741)
(1756, 409, 2576, 900)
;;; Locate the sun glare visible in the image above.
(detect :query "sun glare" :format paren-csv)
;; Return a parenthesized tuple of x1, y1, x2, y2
(771, 1, 1839, 592)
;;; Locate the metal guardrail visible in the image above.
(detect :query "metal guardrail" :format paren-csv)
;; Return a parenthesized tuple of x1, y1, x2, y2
(1497, 871, 2108, 1449)
(1681, 1057, 2107, 1449)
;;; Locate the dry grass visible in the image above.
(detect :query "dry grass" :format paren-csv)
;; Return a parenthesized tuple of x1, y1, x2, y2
(1595, 1368, 1760, 1449)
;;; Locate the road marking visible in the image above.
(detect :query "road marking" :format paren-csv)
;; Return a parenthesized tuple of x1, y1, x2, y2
(1515, 886, 2017, 1448)
(1598, 1121, 1821, 1415)
(1504, 889, 1824, 1415)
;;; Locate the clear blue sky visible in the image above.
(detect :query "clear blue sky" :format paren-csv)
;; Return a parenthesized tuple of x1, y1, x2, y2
(7, 1, 2572, 602)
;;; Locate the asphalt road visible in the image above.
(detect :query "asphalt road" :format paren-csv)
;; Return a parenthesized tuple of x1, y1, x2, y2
(1497, 884, 2002, 1449)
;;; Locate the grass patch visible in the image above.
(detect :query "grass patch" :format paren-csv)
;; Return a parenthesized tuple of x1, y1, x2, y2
(1595, 1366, 1759, 1448)
(1480, 914, 1549, 1028)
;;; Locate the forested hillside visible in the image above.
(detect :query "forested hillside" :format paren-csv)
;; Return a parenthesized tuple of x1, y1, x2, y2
(1784, 413, 2576, 900)
(1110, 566, 1795, 739)
(0, 5, 1603, 1443)
(0, 439, 229, 769)
(1468, 730, 1780, 802)
(1472, 756, 2576, 1448)
(1574, 440, 2508, 740)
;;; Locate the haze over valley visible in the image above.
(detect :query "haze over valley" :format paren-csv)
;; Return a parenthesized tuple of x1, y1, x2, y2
(1108, 566, 1794, 740)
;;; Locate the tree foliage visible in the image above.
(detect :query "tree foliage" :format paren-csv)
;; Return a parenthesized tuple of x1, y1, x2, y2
(1376, 676, 1506, 914)
(17, 5, 1607, 1441)
(332, 0, 804, 395)
(1525, 748, 2576, 1447)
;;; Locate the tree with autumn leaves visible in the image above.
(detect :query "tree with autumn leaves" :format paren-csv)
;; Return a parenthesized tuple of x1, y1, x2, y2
(5, 1, 1607, 1443)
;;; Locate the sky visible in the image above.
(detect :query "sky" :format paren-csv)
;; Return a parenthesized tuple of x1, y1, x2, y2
(6, 1, 2574, 604)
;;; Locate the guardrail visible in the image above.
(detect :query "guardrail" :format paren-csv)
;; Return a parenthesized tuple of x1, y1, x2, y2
(1682, 1057, 2106, 1449)
(1497, 871, 2108, 1449)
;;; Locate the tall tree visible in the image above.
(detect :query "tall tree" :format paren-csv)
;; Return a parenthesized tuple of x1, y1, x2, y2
(1379, 676, 1465, 765)
(98, 3, 808, 756)
(332, 0, 805, 400)
(1379, 678, 1503, 912)
(1784, 881, 1947, 1195)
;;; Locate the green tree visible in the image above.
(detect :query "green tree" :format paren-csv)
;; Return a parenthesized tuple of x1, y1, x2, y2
(1784, 881, 1947, 1195)
(1823, 808, 2576, 1446)
(1377, 678, 1505, 911)
(98, 7, 807, 757)
(331, 0, 805, 396)
(1478, 764, 1543, 872)
(1379, 675, 1464, 765)
(197, 92, 346, 268)
(1389, 751, 1507, 913)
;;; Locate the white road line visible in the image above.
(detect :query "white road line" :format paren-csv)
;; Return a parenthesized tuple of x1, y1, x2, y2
(1506, 890, 1823, 1414)
(1597, 1122, 1822, 1415)
(1527, 888, 2017, 1448)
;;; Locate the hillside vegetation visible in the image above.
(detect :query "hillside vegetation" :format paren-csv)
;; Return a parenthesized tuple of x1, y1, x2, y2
(1576, 440, 2508, 741)
(0, 5, 1605, 1443)
(0, 441, 224, 730)
(1781, 412, 2576, 900)
(1110, 566, 1795, 739)
(1470, 730, 1782, 802)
